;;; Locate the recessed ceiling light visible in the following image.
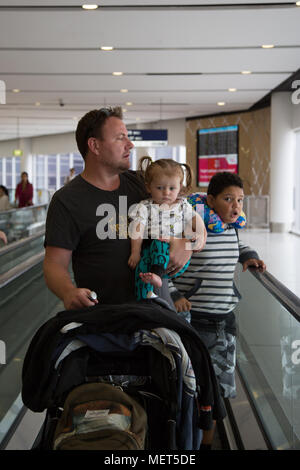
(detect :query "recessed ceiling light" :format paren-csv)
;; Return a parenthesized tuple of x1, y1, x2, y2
(12, 88, 20, 93)
(112, 71, 123, 76)
(126, 102, 133, 106)
(120, 89, 128, 93)
(82, 4, 98, 10)
(262, 44, 274, 49)
(35, 101, 40, 106)
(101, 46, 114, 51)
(241, 70, 252, 74)
(228, 88, 237, 92)
(123, 108, 127, 113)
(217, 101, 226, 106)
(296, 1, 300, 6)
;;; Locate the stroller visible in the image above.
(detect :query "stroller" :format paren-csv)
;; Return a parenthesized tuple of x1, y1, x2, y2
(22, 300, 226, 450)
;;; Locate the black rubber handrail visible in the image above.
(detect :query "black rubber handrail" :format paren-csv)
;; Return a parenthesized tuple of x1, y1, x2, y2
(248, 267, 300, 323)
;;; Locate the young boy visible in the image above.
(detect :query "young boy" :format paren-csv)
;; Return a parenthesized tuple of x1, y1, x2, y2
(168, 172, 266, 450)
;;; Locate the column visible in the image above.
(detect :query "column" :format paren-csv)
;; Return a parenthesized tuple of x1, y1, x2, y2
(19, 137, 33, 179)
(270, 92, 295, 232)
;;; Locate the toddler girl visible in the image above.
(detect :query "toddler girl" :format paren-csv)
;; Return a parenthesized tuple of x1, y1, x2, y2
(128, 156, 205, 301)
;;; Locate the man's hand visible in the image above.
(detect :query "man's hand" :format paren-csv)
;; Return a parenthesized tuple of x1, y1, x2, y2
(174, 297, 191, 313)
(63, 287, 99, 310)
(242, 258, 266, 273)
(167, 237, 192, 276)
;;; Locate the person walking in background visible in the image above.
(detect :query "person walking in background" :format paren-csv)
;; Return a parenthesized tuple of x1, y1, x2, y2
(15, 171, 33, 208)
(64, 167, 76, 185)
(0, 185, 11, 211)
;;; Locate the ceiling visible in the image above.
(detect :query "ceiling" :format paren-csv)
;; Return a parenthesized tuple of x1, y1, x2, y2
(0, 0, 300, 141)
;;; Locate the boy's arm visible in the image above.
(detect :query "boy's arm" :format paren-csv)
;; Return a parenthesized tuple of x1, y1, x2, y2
(168, 279, 191, 312)
(238, 239, 266, 273)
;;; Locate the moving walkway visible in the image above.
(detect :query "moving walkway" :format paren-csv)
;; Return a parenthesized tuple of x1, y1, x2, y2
(0, 228, 299, 450)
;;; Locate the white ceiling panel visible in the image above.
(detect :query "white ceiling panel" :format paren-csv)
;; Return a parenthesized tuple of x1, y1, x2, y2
(0, 1, 299, 141)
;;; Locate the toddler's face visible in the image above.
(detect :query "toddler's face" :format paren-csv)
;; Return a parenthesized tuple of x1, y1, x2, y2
(148, 174, 181, 206)
(207, 185, 244, 224)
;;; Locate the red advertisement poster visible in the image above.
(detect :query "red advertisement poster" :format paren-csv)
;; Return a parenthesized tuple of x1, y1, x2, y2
(198, 154, 238, 187)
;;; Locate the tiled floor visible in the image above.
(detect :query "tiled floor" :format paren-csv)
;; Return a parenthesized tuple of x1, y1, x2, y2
(239, 229, 300, 300)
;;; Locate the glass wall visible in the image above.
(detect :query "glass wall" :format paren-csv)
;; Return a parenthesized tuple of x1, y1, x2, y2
(234, 266, 300, 450)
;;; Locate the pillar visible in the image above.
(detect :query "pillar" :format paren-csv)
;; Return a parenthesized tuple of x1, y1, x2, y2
(270, 92, 295, 232)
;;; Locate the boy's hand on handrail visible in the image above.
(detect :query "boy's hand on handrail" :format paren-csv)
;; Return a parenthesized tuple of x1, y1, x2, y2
(242, 258, 266, 273)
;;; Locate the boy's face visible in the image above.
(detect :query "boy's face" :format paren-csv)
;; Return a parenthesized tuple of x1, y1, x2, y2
(207, 185, 244, 224)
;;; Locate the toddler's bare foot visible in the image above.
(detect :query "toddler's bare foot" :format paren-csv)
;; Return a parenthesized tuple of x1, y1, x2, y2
(139, 272, 162, 288)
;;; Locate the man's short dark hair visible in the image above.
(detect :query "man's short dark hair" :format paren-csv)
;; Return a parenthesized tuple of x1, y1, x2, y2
(207, 172, 243, 197)
(76, 106, 123, 159)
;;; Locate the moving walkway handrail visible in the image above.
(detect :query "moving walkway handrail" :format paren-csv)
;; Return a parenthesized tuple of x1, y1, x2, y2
(0, 230, 44, 256)
(249, 267, 300, 322)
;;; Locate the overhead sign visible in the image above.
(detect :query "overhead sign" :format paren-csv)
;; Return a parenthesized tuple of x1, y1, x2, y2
(127, 129, 168, 147)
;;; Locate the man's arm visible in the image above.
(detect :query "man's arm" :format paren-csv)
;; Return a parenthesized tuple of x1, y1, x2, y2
(167, 224, 207, 276)
(43, 246, 98, 310)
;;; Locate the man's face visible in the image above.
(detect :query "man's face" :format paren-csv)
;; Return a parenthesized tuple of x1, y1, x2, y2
(96, 116, 134, 172)
(207, 185, 244, 224)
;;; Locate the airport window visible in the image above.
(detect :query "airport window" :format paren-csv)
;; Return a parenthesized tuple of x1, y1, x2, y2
(32, 152, 84, 193)
(0, 156, 21, 189)
(60, 154, 70, 186)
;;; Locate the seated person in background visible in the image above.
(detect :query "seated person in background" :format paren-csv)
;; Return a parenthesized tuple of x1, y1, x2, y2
(43, 107, 194, 311)
(0, 185, 11, 211)
(168, 171, 266, 450)
(128, 156, 206, 301)
(0, 230, 7, 244)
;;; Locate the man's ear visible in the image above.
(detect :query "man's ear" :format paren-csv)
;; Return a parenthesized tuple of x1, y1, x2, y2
(206, 194, 215, 209)
(87, 137, 101, 155)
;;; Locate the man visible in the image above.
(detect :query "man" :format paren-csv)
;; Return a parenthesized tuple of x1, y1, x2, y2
(43, 107, 195, 310)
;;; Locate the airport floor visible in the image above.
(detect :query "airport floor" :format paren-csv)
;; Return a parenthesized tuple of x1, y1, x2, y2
(239, 229, 300, 300)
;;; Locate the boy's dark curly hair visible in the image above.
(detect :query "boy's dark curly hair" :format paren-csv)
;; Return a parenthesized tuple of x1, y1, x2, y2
(207, 172, 243, 197)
